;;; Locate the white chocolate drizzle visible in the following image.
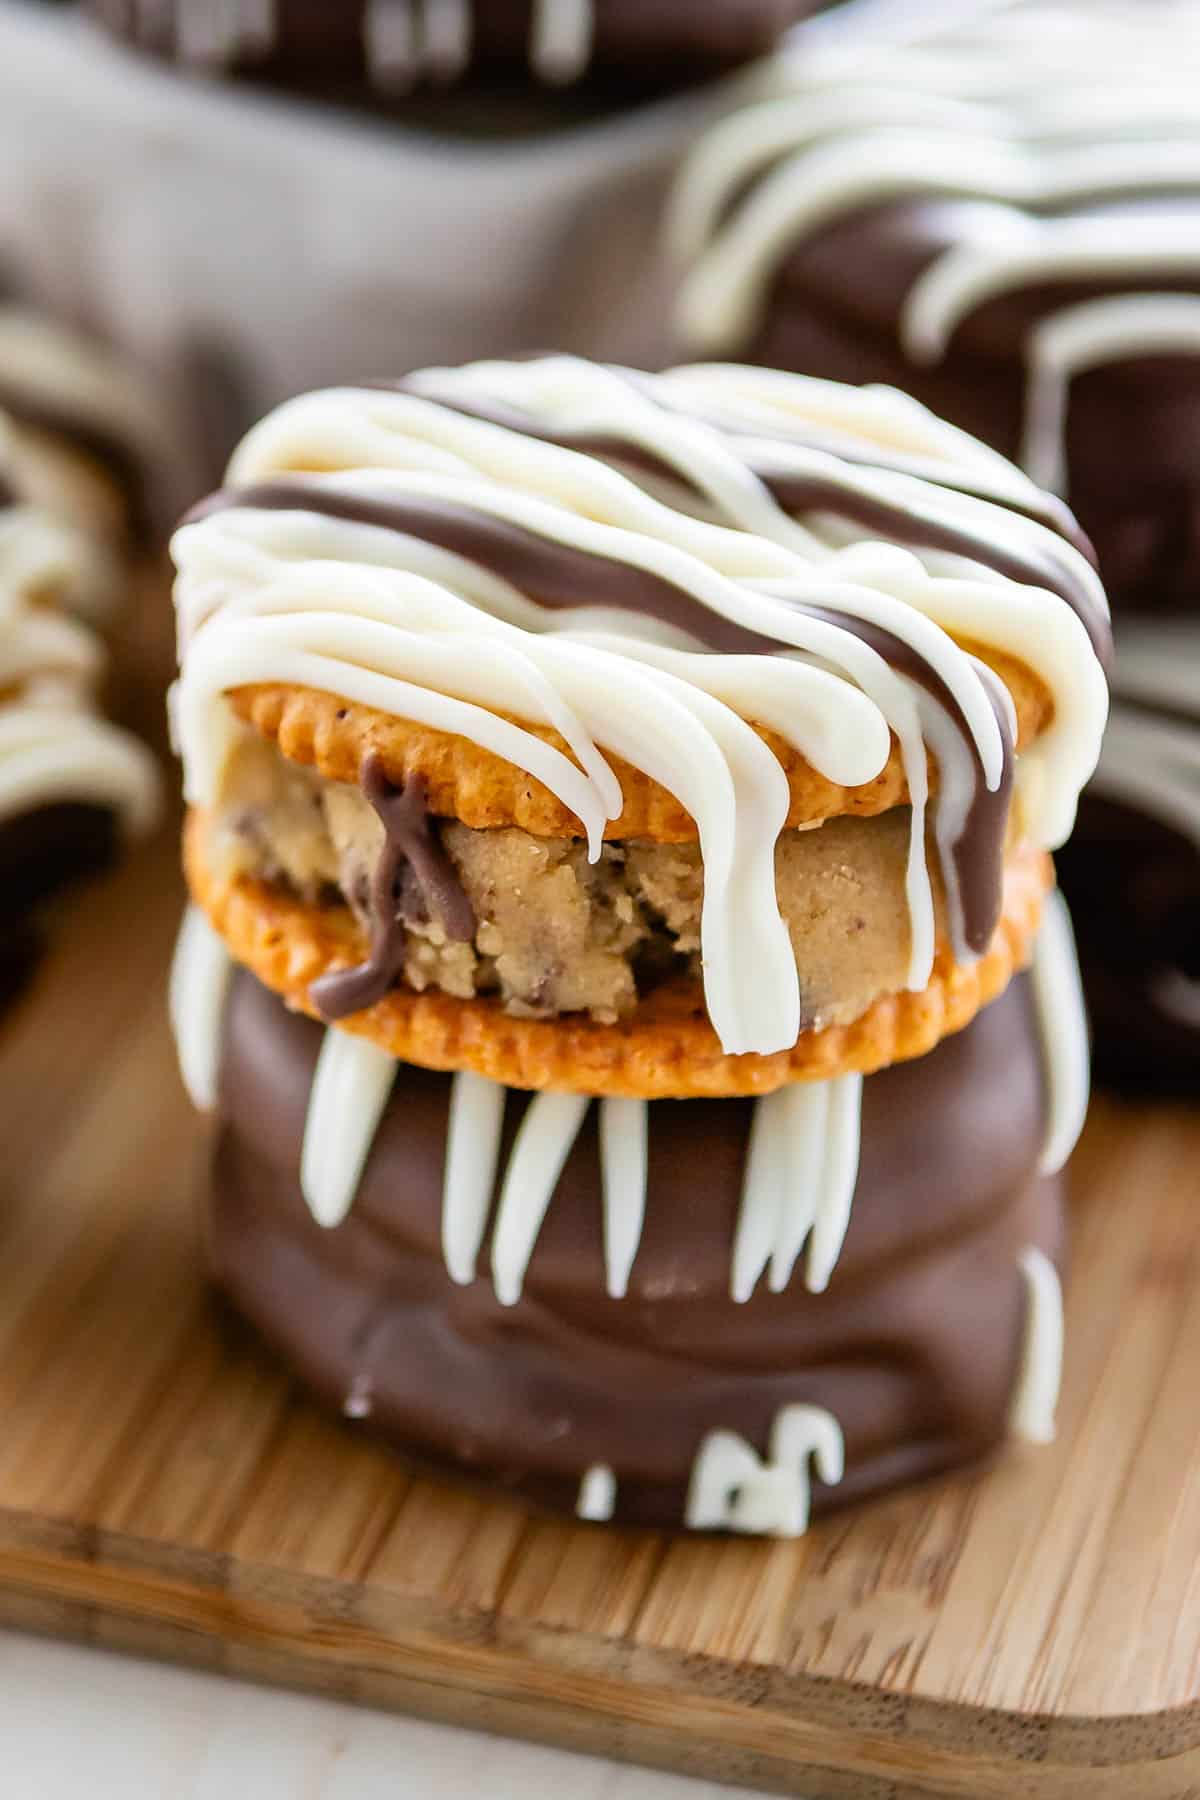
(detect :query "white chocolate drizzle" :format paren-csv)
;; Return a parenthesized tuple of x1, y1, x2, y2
(173, 356, 1109, 1061)
(1009, 1244, 1064, 1446)
(1030, 890, 1090, 1177)
(1021, 297, 1200, 496)
(300, 1027, 398, 1228)
(169, 904, 234, 1111)
(491, 1089, 591, 1306)
(442, 1068, 507, 1285)
(671, 0, 1200, 497)
(731, 1072, 863, 1302)
(685, 1403, 845, 1537)
(598, 1095, 648, 1301)
(576, 1463, 616, 1522)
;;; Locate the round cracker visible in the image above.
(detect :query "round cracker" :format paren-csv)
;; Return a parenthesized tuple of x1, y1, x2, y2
(228, 639, 1050, 842)
(185, 808, 1051, 1099)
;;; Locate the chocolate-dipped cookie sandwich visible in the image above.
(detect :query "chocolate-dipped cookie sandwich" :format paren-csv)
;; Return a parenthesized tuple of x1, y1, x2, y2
(170, 355, 1107, 1534)
(0, 306, 170, 592)
(0, 476, 160, 1004)
(670, 0, 1200, 1093)
(87, 0, 825, 100)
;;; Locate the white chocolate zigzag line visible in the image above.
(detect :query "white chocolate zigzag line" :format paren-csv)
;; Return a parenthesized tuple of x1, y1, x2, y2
(670, 2, 1200, 493)
(686, 1405, 845, 1537)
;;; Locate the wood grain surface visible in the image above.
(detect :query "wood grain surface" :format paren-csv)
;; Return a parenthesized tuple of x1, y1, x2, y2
(2, 797, 1199, 1799)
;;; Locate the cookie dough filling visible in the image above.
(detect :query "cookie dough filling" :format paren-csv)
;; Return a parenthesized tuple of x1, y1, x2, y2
(211, 727, 951, 1031)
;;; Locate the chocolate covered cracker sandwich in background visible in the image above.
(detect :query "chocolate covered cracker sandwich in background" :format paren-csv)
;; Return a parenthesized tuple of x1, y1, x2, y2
(86, 0, 827, 102)
(0, 480, 160, 1007)
(670, 0, 1200, 1093)
(170, 354, 1107, 1535)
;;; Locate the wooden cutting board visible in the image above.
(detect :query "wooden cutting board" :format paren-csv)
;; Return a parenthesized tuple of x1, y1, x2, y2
(2, 817, 1199, 1800)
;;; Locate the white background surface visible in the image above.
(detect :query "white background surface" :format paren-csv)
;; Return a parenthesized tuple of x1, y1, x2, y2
(0, 1631, 765, 1800)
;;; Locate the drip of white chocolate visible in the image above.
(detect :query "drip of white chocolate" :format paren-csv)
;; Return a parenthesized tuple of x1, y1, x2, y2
(442, 1068, 507, 1286)
(1030, 890, 1090, 1177)
(1008, 1244, 1064, 1446)
(300, 1027, 397, 1229)
(576, 1463, 616, 1522)
(731, 1073, 863, 1303)
(170, 905, 236, 1112)
(685, 1404, 845, 1537)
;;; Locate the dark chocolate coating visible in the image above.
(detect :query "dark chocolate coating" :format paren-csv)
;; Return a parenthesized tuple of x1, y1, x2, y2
(749, 198, 1200, 619)
(86, 0, 827, 102)
(1055, 792, 1200, 1097)
(208, 971, 1065, 1528)
(0, 801, 118, 919)
(0, 802, 119, 1013)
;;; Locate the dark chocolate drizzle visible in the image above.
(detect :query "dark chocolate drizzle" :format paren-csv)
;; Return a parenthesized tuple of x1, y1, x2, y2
(311, 753, 474, 1021)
